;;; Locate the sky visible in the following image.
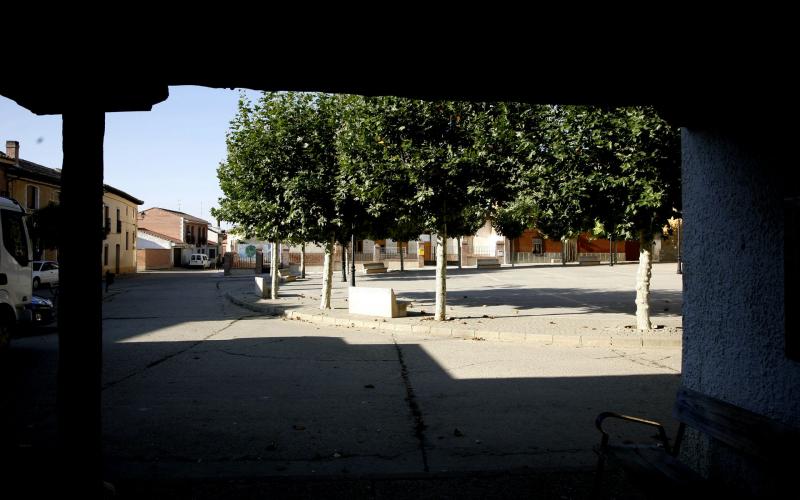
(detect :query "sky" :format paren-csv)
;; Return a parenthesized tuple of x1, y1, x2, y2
(0, 86, 263, 228)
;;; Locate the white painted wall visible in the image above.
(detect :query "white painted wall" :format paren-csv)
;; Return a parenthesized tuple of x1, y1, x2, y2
(137, 232, 172, 249)
(683, 128, 799, 493)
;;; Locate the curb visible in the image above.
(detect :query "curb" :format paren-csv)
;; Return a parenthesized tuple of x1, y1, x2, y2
(224, 291, 682, 348)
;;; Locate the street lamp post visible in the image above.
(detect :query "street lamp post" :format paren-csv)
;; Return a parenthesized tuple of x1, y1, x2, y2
(350, 232, 356, 286)
(676, 220, 683, 274)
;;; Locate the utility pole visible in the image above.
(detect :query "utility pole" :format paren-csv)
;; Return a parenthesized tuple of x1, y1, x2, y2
(350, 232, 356, 287)
(676, 220, 683, 274)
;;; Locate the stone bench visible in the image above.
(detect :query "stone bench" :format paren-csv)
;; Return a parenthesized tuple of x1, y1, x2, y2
(348, 286, 409, 318)
(362, 261, 388, 274)
(277, 268, 298, 282)
(476, 258, 501, 269)
(254, 276, 271, 298)
(578, 255, 602, 265)
(595, 388, 800, 498)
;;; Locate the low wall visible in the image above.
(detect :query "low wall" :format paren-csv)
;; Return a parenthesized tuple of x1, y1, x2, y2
(137, 248, 171, 270)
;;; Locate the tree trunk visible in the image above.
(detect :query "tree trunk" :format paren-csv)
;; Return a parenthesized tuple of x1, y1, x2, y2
(399, 242, 404, 271)
(635, 232, 653, 330)
(341, 243, 347, 282)
(561, 237, 566, 266)
(320, 239, 334, 309)
(457, 237, 462, 269)
(271, 241, 280, 299)
(511, 238, 515, 268)
(300, 243, 306, 278)
(435, 231, 447, 321)
(609, 236, 614, 267)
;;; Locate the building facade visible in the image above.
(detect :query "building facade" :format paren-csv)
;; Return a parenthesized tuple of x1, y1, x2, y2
(2, 140, 143, 273)
(137, 208, 210, 266)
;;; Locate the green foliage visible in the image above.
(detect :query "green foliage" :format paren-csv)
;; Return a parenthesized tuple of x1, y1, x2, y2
(337, 96, 514, 240)
(507, 104, 680, 242)
(29, 202, 61, 255)
(492, 196, 538, 240)
(213, 92, 342, 245)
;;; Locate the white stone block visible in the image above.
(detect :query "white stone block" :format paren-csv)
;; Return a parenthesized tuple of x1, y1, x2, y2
(254, 276, 271, 298)
(348, 286, 407, 318)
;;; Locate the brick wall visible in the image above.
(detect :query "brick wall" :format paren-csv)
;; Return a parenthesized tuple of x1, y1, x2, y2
(137, 248, 171, 270)
(577, 234, 613, 253)
(138, 208, 181, 241)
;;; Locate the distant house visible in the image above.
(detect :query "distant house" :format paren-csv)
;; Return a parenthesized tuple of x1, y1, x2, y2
(207, 225, 226, 264)
(1, 140, 143, 274)
(136, 229, 190, 270)
(137, 208, 210, 267)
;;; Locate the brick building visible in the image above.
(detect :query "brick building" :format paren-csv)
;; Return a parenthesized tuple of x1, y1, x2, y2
(137, 208, 210, 267)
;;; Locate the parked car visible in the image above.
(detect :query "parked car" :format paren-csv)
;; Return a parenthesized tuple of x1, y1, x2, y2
(32, 260, 59, 289)
(188, 254, 210, 269)
(25, 295, 55, 325)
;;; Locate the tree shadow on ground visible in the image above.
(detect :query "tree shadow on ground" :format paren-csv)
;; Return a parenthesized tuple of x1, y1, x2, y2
(395, 288, 683, 316)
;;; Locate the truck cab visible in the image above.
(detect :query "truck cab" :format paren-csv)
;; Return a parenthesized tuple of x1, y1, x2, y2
(0, 196, 33, 350)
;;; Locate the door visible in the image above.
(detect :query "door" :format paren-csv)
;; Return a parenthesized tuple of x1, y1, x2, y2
(173, 248, 182, 267)
(423, 242, 432, 263)
(625, 240, 641, 261)
(115, 244, 120, 274)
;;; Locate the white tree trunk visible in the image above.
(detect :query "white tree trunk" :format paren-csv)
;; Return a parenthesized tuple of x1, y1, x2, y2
(635, 236, 653, 330)
(271, 241, 280, 299)
(399, 242, 405, 271)
(435, 232, 447, 321)
(320, 239, 334, 310)
(300, 243, 306, 278)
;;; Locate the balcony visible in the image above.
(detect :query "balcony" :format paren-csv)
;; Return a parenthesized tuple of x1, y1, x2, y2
(104, 217, 111, 239)
(116, 220, 122, 233)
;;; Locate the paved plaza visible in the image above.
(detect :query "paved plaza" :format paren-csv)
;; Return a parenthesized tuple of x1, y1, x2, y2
(223, 262, 683, 346)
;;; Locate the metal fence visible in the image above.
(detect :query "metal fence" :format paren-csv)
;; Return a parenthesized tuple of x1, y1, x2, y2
(512, 252, 563, 263)
(231, 254, 257, 269)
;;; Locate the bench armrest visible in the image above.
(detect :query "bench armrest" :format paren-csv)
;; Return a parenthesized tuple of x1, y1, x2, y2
(595, 412, 672, 453)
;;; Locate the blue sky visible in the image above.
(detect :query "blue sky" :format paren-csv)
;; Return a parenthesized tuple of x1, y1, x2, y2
(0, 86, 263, 228)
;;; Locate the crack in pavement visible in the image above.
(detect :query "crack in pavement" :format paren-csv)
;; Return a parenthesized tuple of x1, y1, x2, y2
(391, 334, 430, 473)
(102, 315, 254, 391)
(609, 349, 680, 373)
(215, 349, 397, 363)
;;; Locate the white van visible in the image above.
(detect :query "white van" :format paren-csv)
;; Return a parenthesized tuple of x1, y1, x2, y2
(188, 253, 210, 269)
(0, 196, 33, 350)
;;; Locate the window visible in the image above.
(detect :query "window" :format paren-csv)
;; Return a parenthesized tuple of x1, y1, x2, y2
(116, 208, 121, 233)
(26, 185, 39, 210)
(533, 238, 543, 254)
(126, 231, 129, 250)
(104, 245, 108, 265)
(2, 209, 30, 266)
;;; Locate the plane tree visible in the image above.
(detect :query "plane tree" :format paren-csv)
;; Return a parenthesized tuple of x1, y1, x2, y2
(213, 92, 294, 299)
(338, 96, 513, 321)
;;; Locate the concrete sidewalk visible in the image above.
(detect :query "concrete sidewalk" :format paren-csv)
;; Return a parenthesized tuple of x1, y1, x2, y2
(220, 263, 683, 348)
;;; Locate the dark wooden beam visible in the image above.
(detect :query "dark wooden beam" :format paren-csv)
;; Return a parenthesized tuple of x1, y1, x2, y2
(58, 110, 105, 495)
